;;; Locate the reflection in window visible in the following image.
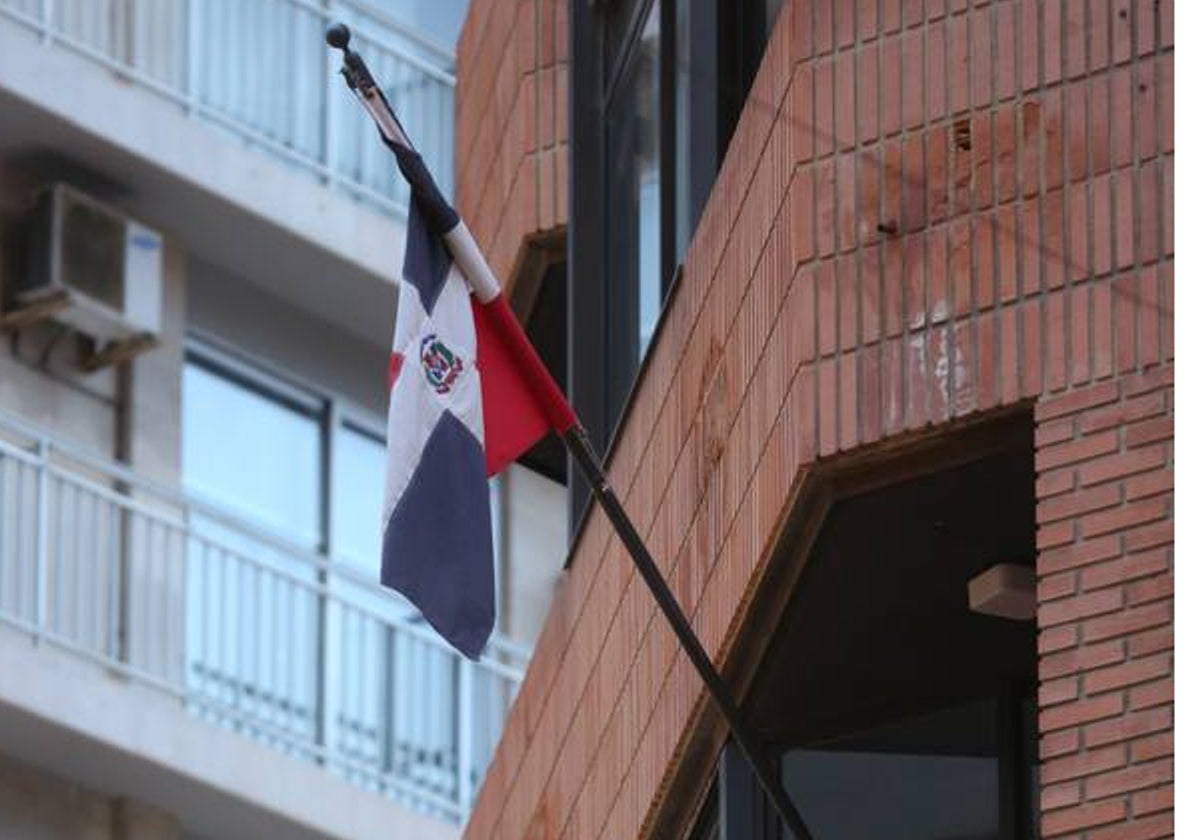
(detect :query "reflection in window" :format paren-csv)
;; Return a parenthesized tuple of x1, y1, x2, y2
(182, 358, 324, 742)
(333, 423, 387, 575)
(638, 170, 662, 356)
(782, 701, 1001, 840)
(578, 0, 794, 466)
(182, 362, 321, 546)
(607, 1, 663, 370)
(674, 0, 694, 258)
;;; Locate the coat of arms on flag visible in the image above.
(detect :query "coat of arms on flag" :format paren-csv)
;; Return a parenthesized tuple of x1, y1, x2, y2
(419, 334, 463, 394)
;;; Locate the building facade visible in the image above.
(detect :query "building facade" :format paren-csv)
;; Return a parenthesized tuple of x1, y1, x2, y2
(457, 0, 1173, 837)
(0, 1, 563, 838)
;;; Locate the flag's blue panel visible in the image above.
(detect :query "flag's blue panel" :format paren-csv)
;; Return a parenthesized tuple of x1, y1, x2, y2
(382, 410, 494, 660)
(388, 142, 459, 234)
(402, 192, 455, 314)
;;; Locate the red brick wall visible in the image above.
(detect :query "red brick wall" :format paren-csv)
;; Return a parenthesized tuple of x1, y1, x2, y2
(455, 0, 568, 293)
(456, 1, 1173, 837)
(1035, 367, 1174, 838)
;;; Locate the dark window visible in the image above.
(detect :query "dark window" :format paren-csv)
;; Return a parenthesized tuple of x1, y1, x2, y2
(673, 0, 715, 257)
(605, 0, 663, 419)
(699, 441, 1040, 838)
(709, 692, 1038, 839)
(783, 700, 1005, 840)
(715, 0, 786, 159)
(520, 261, 568, 483)
(569, 0, 785, 530)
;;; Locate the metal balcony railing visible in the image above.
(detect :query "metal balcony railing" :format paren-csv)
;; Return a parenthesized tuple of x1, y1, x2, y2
(0, 409, 527, 824)
(0, 0, 454, 217)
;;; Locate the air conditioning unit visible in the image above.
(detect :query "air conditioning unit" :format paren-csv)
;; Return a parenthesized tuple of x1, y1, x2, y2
(16, 184, 162, 344)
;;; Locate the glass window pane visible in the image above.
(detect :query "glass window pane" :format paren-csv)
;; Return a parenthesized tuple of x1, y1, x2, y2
(637, 174, 662, 353)
(182, 357, 324, 745)
(674, 0, 693, 258)
(182, 361, 322, 548)
(604, 1, 662, 420)
(333, 423, 387, 575)
(636, 3, 662, 358)
(781, 700, 1001, 840)
(674, 0, 720, 264)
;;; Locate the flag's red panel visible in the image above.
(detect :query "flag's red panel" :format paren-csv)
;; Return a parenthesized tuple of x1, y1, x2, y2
(388, 351, 404, 387)
(472, 296, 567, 476)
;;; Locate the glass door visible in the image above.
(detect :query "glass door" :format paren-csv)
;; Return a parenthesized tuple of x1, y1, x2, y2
(182, 354, 324, 745)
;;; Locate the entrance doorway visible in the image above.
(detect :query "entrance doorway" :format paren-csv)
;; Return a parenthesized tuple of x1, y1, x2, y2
(694, 419, 1039, 839)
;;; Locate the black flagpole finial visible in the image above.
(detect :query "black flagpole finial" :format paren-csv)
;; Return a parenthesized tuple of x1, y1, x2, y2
(325, 23, 350, 50)
(325, 23, 375, 93)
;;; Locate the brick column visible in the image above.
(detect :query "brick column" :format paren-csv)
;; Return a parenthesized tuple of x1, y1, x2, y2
(1035, 364, 1174, 838)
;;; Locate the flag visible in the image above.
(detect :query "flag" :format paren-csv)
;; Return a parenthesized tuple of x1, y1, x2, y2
(381, 140, 574, 659)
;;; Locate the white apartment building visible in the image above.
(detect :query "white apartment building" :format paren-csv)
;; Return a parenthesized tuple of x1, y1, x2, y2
(0, 2, 566, 838)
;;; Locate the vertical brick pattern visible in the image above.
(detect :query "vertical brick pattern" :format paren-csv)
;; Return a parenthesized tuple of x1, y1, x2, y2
(455, 0, 568, 292)
(1035, 366, 1174, 838)
(455, 1, 1173, 837)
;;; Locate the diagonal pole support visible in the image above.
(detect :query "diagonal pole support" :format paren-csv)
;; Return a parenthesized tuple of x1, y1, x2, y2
(563, 428, 811, 839)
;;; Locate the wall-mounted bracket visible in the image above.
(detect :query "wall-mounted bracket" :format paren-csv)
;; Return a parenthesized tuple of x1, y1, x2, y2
(80, 332, 159, 373)
(0, 290, 70, 332)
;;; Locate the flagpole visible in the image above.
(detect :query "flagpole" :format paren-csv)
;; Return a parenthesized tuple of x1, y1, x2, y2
(326, 26, 811, 839)
(561, 427, 810, 840)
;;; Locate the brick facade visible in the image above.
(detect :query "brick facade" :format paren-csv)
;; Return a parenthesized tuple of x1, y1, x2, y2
(1035, 368, 1174, 837)
(455, 0, 569, 294)
(457, 1, 1173, 837)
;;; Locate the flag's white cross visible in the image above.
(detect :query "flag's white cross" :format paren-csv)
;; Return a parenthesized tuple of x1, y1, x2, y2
(383, 265, 485, 528)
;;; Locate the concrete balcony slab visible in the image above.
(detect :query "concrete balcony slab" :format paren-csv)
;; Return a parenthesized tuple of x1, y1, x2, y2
(0, 622, 458, 840)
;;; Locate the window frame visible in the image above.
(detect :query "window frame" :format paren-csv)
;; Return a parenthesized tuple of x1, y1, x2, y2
(568, 0, 779, 531)
(601, 0, 673, 434)
(698, 685, 1037, 840)
(183, 331, 387, 570)
(569, 0, 692, 526)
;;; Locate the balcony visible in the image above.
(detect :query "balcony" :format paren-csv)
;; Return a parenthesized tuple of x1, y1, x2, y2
(0, 0, 454, 218)
(0, 408, 527, 825)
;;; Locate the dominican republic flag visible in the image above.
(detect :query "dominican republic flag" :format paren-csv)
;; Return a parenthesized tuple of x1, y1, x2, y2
(381, 140, 575, 659)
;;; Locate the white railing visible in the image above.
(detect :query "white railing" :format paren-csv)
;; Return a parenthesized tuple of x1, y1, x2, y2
(0, 409, 526, 824)
(0, 0, 454, 217)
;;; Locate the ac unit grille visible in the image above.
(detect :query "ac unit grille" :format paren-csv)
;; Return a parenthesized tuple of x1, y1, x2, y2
(61, 199, 125, 313)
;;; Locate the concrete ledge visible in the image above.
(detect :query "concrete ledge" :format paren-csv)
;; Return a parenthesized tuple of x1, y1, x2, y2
(0, 624, 458, 840)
